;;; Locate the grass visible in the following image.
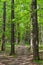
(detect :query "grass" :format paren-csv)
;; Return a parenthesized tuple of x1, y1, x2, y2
(5, 43, 30, 52)
(33, 60, 43, 64)
(39, 45, 43, 50)
(0, 43, 43, 55)
(0, 43, 43, 51)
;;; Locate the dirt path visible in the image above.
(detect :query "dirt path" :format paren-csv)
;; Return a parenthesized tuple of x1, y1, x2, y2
(0, 46, 43, 65)
(0, 54, 41, 65)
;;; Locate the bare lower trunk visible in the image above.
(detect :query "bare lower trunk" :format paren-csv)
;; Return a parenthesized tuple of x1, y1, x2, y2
(30, 32, 33, 52)
(10, 0, 15, 55)
(1, 1, 6, 51)
(31, 0, 39, 60)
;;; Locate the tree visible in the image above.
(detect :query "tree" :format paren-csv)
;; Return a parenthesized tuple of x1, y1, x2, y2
(17, 23, 20, 44)
(31, 0, 39, 60)
(10, 0, 15, 55)
(1, 1, 6, 51)
(24, 22, 30, 44)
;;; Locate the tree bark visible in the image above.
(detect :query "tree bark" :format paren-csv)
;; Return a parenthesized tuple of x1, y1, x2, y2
(17, 23, 20, 44)
(1, 1, 6, 51)
(10, 0, 15, 55)
(31, 0, 39, 60)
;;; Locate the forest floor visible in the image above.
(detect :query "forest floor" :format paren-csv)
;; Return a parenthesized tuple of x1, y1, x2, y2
(0, 54, 32, 65)
(0, 45, 43, 65)
(0, 52, 43, 65)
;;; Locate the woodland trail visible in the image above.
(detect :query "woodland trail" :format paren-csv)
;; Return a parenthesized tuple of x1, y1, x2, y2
(0, 53, 42, 65)
(0, 45, 43, 65)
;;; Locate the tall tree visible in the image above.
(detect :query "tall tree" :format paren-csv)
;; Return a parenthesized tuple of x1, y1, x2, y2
(10, 0, 15, 55)
(1, 1, 6, 51)
(31, 0, 39, 60)
(17, 23, 20, 44)
(25, 23, 30, 44)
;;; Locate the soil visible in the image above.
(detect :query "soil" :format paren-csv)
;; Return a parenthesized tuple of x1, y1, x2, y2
(0, 52, 43, 65)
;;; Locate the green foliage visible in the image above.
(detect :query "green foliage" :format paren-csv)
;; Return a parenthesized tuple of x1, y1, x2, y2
(0, 0, 43, 44)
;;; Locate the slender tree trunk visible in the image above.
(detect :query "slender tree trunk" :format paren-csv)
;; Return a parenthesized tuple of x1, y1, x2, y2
(24, 23, 30, 44)
(30, 30, 33, 52)
(10, 0, 15, 55)
(1, 1, 6, 51)
(17, 23, 20, 44)
(31, 0, 39, 60)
